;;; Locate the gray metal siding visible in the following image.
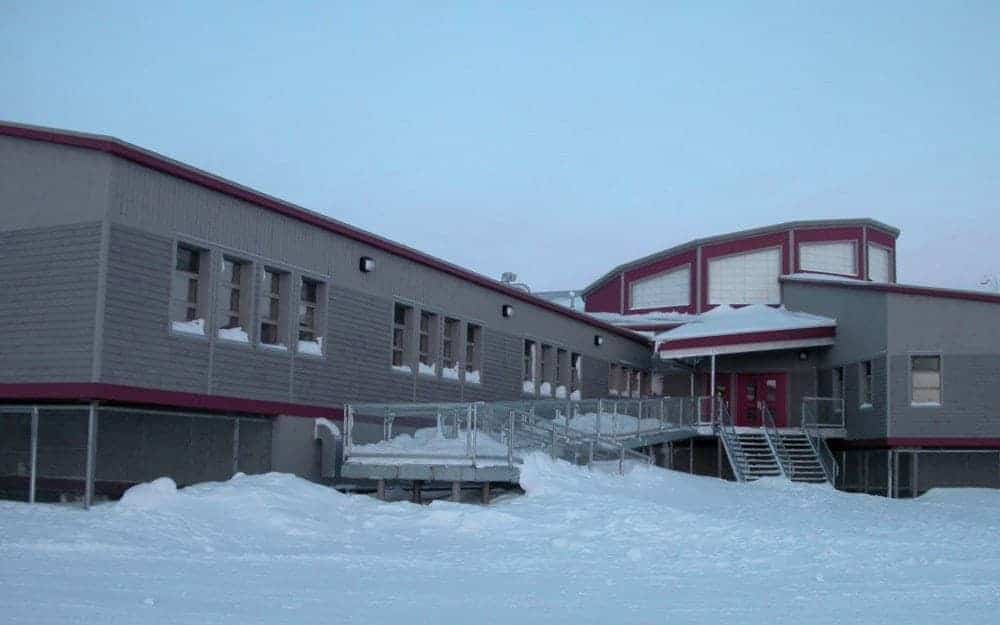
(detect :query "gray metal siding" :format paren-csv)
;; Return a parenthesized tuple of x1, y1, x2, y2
(106, 155, 649, 367)
(0, 223, 102, 383)
(0, 136, 112, 231)
(580, 355, 610, 399)
(889, 354, 1000, 438)
(885, 293, 1000, 439)
(101, 225, 210, 391)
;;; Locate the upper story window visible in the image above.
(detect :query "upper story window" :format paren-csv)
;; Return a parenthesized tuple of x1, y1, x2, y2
(523, 340, 537, 394)
(555, 348, 569, 397)
(540, 344, 553, 396)
(911, 355, 941, 405)
(868, 244, 893, 283)
(630, 265, 690, 310)
(392, 303, 413, 371)
(442, 317, 460, 374)
(570, 353, 581, 395)
(860, 360, 873, 407)
(297, 278, 324, 355)
(418, 311, 439, 375)
(465, 323, 482, 383)
(260, 268, 286, 347)
(708, 247, 781, 305)
(171, 243, 207, 335)
(608, 363, 620, 396)
(799, 241, 857, 276)
(651, 373, 664, 396)
(217, 257, 251, 343)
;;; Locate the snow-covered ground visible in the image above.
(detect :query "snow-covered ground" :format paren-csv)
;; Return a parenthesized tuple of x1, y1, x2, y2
(349, 427, 511, 465)
(553, 412, 666, 436)
(2, 457, 999, 624)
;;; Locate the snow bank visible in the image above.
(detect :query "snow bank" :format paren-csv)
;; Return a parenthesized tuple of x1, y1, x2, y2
(552, 412, 663, 436)
(171, 318, 205, 336)
(5, 461, 1000, 624)
(118, 477, 178, 510)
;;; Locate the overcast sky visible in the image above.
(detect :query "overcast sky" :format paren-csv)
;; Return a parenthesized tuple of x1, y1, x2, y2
(2, 2, 998, 292)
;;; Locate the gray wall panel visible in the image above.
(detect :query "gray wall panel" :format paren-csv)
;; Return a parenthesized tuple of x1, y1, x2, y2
(0, 224, 101, 382)
(0, 136, 111, 231)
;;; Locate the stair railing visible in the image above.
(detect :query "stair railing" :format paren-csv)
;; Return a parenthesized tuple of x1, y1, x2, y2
(760, 402, 791, 479)
(710, 397, 746, 482)
(800, 398, 843, 485)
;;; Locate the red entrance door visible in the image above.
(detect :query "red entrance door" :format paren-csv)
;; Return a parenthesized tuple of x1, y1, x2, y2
(736, 373, 787, 427)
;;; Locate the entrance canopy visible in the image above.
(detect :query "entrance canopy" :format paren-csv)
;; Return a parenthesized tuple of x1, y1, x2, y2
(654, 304, 836, 359)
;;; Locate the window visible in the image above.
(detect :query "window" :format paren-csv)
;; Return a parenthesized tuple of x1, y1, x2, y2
(217, 257, 251, 342)
(630, 265, 691, 310)
(297, 277, 324, 355)
(652, 373, 664, 396)
(523, 340, 537, 394)
(171, 243, 206, 333)
(570, 353, 581, 394)
(799, 241, 857, 276)
(608, 363, 619, 396)
(708, 247, 782, 305)
(260, 269, 286, 346)
(868, 244, 892, 283)
(465, 323, 482, 382)
(540, 344, 553, 396)
(555, 349, 569, 394)
(392, 303, 413, 370)
(442, 318, 460, 371)
(622, 366, 632, 397)
(911, 355, 941, 405)
(632, 370, 642, 398)
(860, 360, 873, 407)
(418, 311, 439, 374)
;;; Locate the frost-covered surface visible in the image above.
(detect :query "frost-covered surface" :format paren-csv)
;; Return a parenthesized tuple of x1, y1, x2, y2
(297, 337, 322, 355)
(313, 417, 340, 438)
(3, 460, 999, 624)
(418, 362, 437, 376)
(654, 304, 836, 346)
(554, 412, 664, 436)
(217, 326, 250, 343)
(349, 427, 510, 465)
(171, 318, 205, 336)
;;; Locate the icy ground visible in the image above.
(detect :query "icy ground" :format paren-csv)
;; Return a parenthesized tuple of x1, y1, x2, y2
(2, 457, 1000, 625)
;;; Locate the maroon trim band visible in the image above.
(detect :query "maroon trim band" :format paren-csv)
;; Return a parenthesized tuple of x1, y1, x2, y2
(0, 383, 342, 419)
(657, 326, 836, 351)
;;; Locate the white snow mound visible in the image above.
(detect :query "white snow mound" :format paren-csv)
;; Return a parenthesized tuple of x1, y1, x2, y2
(118, 477, 178, 510)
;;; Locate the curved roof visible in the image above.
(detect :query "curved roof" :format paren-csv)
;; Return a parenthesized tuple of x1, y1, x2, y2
(582, 218, 900, 296)
(0, 120, 650, 345)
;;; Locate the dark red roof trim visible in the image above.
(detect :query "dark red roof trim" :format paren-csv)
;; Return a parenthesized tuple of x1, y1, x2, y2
(836, 437, 1000, 449)
(782, 276, 1000, 305)
(657, 326, 836, 351)
(0, 383, 342, 420)
(0, 122, 649, 346)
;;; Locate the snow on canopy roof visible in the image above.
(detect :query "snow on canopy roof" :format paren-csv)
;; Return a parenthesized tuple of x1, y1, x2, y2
(654, 304, 836, 355)
(586, 310, 696, 327)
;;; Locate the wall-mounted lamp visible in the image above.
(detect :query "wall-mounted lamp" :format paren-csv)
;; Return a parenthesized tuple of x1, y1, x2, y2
(594, 335, 604, 346)
(502, 304, 514, 318)
(359, 256, 376, 273)
(798, 351, 808, 361)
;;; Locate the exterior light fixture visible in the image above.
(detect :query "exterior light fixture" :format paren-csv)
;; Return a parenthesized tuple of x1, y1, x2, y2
(594, 335, 604, 346)
(798, 351, 808, 361)
(359, 256, 376, 273)
(502, 304, 514, 318)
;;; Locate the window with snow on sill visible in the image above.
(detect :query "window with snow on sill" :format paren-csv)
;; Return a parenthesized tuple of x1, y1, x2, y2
(442, 367, 460, 380)
(418, 362, 437, 376)
(555, 385, 567, 398)
(540, 382, 552, 396)
(466, 369, 481, 384)
(218, 326, 250, 343)
(298, 337, 323, 356)
(522, 380, 536, 394)
(392, 364, 413, 374)
(172, 318, 206, 336)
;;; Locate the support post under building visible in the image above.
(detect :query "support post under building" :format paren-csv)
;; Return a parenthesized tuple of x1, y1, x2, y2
(84, 402, 98, 509)
(29, 406, 38, 504)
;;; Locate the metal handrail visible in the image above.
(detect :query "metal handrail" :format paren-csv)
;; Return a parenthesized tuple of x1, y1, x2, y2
(800, 398, 841, 484)
(709, 397, 746, 482)
(760, 402, 791, 479)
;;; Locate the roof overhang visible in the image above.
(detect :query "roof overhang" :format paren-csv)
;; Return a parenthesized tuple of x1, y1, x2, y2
(656, 326, 836, 360)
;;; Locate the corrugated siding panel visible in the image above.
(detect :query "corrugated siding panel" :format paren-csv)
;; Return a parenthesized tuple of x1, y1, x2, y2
(581, 355, 610, 399)
(101, 225, 211, 391)
(0, 223, 101, 382)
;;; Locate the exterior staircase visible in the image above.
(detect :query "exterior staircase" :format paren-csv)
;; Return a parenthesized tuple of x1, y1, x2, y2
(775, 431, 829, 483)
(733, 431, 783, 480)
